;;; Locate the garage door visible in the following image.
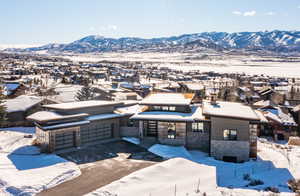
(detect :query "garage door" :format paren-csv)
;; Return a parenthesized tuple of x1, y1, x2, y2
(55, 131, 75, 150)
(81, 123, 113, 144)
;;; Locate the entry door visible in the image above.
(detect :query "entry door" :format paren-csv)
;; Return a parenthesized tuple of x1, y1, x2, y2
(144, 121, 158, 137)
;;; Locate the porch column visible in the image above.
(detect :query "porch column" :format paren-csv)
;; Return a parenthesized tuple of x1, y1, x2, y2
(139, 121, 144, 139)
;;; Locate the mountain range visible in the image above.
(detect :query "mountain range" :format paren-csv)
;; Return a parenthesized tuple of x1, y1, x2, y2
(4, 30, 300, 54)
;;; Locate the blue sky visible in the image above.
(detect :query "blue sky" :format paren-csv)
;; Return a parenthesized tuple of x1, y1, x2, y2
(1, 0, 300, 44)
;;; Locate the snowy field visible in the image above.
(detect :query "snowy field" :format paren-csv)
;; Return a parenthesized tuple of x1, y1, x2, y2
(86, 137, 300, 196)
(0, 127, 81, 196)
(60, 53, 300, 78)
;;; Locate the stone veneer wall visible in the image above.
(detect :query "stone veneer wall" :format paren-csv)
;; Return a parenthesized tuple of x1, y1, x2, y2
(210, 140, 250, 162)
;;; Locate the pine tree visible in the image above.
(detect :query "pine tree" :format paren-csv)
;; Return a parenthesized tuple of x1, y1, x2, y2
(75, 86, 96, 101)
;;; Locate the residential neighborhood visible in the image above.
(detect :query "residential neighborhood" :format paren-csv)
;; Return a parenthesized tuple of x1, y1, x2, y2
(0, 51, 300, 196)
(2, 1, 300, 195)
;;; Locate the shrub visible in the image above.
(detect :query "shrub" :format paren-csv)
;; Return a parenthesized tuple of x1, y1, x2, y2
(288, 179, 300, 192)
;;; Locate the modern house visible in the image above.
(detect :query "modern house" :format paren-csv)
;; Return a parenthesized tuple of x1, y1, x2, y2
(27, 100, 132, 152)
(131, 93, 260, 162)
(28, 93, 260, 162)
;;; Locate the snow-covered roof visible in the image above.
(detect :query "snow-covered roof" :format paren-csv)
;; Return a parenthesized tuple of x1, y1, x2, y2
(115, 104, 142, 115)
(185, 83, 204, 91)
(254, 110, 268, 123)
(27, 111, 88, 122)
(261, 107, 297, 126)
(44, 100, 122, 110)
(202, 101, 259, 121)
(130, 106, 205, 122)
(3, 83, 20, 96)
(4, 95, 43, 113)
(140, 93, 192, 106)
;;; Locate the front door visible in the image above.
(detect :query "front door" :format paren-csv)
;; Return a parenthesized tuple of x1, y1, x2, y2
(143, 121, 158, 137)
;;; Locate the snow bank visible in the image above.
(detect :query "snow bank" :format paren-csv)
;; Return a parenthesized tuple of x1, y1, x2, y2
(85, 158, 217, 196)
(148, 144, 193, 160)
(0, 128, 81, 195)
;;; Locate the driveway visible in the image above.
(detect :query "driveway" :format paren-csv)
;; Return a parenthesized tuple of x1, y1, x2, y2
(38, 140, 162, 196)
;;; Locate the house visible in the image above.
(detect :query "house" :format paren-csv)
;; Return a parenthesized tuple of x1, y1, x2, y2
(259, 105, 298, 140)
(130, 93, 260, 162)
(4, 95, 44, 127)
(27, 100, 131, 152)
(202, 100, 260, 162)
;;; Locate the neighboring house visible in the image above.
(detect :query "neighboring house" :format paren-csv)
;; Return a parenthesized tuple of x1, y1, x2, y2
(27, 100, 131, 152)
(130, 93, 260, 162)
(259, 106, 298, 140)
(4, 95, 44, 126)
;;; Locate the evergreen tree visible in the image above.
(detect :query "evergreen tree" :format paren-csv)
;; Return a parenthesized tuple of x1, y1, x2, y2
(75, 86, 96, 101)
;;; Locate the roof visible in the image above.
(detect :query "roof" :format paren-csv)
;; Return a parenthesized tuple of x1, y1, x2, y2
(254, 110, 268, 123)
(43, 100, 122, 110)
(41, 120, 90, 130)
(26, 111, 88, 122)
(130, 106, 205, 122)
(202, 101, 260, 121)
(4, 95, 43, 113)
(86, 113, 124, 121)
(140, 93, 192, 106)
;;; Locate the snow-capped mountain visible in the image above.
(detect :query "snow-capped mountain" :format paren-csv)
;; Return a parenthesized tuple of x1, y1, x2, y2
(5, 30, 300, 54)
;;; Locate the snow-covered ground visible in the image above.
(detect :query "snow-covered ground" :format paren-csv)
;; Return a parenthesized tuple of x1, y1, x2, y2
(60, 53, 300, 77)
(86, 137, 299, 196)
(0, 127, 81, 196)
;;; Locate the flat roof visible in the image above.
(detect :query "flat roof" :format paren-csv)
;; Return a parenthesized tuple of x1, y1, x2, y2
(130, 106, 205, 122)
(43, 100, 122, 110)
(202, 101, 259, 121)
(140, 93, 192, 106)
(27, 111, 89, 122)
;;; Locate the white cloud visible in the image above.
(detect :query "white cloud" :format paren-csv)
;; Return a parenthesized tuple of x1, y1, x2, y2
(99, 25, 118, 31)
(265, 11, 276, 16)
(243, 10, 256, 16)
(232, 11, 242, 15)
(232, 10, 256, 17)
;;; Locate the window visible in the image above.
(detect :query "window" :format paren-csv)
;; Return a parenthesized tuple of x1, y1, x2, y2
(167, 123, 176, 139)
(153, 106, 161, 111)
(223, 129, 237, 140)
(169, 106, 176, 111)
(127, 120, 134, 127)
(162, 106, 169, 111)
(152, 106, 176, 112)
(192, 122, 204, 133)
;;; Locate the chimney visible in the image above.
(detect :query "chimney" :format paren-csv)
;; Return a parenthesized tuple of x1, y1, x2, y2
(210, 93, 217, 105)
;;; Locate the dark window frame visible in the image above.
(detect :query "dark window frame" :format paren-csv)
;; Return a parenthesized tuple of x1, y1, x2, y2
(167, 122, 176, 139)
(223, 129, 237, 141)
(192, 122, 204, 133)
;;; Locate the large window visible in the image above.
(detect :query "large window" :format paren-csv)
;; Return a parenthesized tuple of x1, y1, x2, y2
(192, 122, 204, 133)
(152, 106, 176, 112)
(223, 129, 237, 140)
(167, 122, 176, 139)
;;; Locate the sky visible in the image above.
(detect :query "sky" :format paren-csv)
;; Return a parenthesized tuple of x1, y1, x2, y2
(0, 0, 300, 45)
